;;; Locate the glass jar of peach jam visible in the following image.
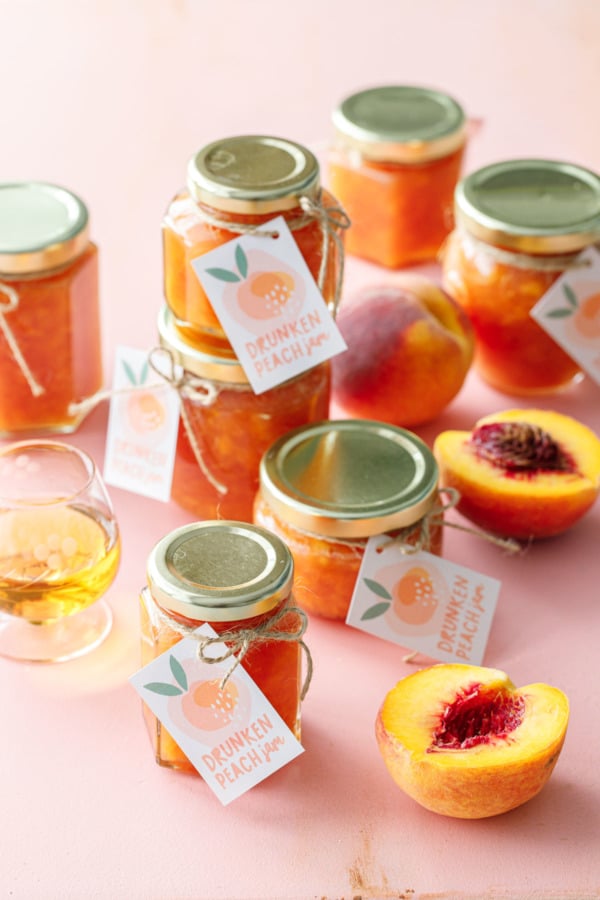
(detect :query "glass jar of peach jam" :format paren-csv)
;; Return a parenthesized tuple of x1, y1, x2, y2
(157, 305, 331, 522)
(141, 520, 305, 772)
(328, 85, 467, 268)
(253, 420, 443, 621)
(0, 182, 102, 436)
(163, 135, 346, 353)
(443, 159, 600, 395)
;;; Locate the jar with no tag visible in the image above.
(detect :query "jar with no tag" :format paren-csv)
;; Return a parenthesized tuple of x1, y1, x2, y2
(157, 305, 331, 522)
(442, 159, 600, 395)
(253, 419, 443, 621)
(0, 182, 103, 435)
(328, 85, 467, 268)
(162, 135, 347, 353)
(141, 520, 305, 772)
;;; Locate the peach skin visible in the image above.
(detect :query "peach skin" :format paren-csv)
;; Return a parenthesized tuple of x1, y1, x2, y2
(331, 275, 474, 426)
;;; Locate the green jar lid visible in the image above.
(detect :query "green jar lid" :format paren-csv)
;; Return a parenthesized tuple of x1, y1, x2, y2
(157, 305, 249, 385)
(187, 135, 320, 214)
(332, 85, 466, 163)
(147, 521, 294, 622)
(0, 181, 89, 275)
(258, 419, 439, 538)
(455, 159, 600, 254)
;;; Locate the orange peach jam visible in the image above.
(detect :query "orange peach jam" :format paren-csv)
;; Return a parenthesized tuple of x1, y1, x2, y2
(443, 159, 600, 395)
(162, 135, 345, 352)
(0, 182, 102, 435)
(141, 522, 304, 773)
(157, 305, 330, 522)
(328, 85, 466, 268)
(254, 420, 443, 621)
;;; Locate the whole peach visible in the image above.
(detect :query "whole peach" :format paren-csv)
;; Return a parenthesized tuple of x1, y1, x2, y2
(331, 276, 475, 426)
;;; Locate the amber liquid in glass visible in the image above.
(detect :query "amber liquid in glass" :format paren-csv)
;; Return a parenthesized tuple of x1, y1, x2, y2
(0, 505, 120, 623)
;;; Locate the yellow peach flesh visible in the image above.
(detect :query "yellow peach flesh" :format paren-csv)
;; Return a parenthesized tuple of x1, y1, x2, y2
(433, 409, 600, 539)
(376, 664, 569, 819)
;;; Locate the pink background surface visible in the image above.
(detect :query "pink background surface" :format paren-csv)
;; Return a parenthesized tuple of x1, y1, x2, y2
(2, 2, 600, 898)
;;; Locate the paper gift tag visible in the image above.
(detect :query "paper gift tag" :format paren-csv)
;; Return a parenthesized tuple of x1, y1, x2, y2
(129, 623, 304, 805)
(103, 346, 180, 501)
(530, 246, 600, 387)
(346, 538, 500, 665)
(191, 216, 347, 394)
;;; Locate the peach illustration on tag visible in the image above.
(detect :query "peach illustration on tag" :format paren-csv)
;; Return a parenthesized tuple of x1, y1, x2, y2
(547, 281, 600, 345)
(143, 655, 252, 745)
(206, 244, 305, 335)
(119, 359, 169, 439)
(361, 559, 448, 637)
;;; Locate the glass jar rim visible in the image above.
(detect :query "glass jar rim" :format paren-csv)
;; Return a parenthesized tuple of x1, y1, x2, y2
(158, 306, 249, 385)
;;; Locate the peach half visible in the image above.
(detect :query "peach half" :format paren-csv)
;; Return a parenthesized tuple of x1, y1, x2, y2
(331, 276, 475, 427)
(433, 409, 600, 539)
(375, 663, 569, 819)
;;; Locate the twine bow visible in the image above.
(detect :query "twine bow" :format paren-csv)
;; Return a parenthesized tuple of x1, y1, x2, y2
(151, 594, 313, 700)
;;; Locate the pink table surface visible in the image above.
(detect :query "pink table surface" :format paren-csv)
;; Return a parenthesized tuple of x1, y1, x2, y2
(2, 3, 600, 898)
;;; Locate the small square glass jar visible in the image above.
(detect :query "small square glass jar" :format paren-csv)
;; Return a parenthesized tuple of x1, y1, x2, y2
(328, 85, 467, 268)
(442, 159, 600, 395)
(0, 182, 103, 436)
(157, 305, 331, 522)
(162, 135, 347, 353)
(253, 419, 443, 621)
(140, 520, 304, 772)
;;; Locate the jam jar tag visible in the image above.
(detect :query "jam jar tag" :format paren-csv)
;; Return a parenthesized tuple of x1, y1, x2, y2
(191, 216, 347, 395)
(530, 246, 600, 387)
(129, 623, 304, 805)
(103, 346, 180, 501)
(345, 536, 500, 666)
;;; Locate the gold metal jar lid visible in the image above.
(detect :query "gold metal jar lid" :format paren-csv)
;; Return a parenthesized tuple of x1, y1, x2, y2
(258, 419, 439, 538)
(455, 159, 600, 254)
(332, 85, 466, 164)
(0, 181, 89, 275)
(157, 305, 249, 385)
(187, 135, 321, 214)
(147, 521, 294, 623)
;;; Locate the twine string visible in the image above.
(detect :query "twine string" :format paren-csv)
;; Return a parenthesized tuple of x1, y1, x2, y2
(192, 191, 350, 317)
(380, 488, 521, 556)
(0, 282, 45, 397)
(152, 598, 313, 700)
(148, 346, 227, 495)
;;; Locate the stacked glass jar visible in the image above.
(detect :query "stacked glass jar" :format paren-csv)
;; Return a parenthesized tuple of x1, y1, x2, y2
(160, 135, 347, 520)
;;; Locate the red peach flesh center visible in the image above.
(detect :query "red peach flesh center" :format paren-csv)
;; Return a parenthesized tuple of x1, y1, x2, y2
(468, 422, 578, 476)
(429, 683, 525, 751)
